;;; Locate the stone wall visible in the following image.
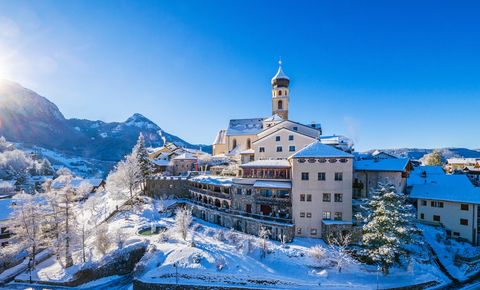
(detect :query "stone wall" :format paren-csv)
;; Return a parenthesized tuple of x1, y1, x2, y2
(145, 177, 190, 199)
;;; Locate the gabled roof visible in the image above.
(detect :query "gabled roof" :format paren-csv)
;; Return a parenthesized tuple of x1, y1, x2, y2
(257, 120, 320, 140)
(290, 141, 353, 159)
(240, 159, 291, 168)
(172, 153, 197, 160)
(354, 158, 410, 172)
(252, 126, 317, 145)
(226, 118, 264, 136)
(263, 114, 284, 122)
(213, 129, 227, 145)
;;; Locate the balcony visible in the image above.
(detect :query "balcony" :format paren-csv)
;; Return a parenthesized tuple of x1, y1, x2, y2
(190, 188, 231, 200)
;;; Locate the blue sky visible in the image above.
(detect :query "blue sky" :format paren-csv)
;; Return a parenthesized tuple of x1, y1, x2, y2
(0, 1, 479, 151)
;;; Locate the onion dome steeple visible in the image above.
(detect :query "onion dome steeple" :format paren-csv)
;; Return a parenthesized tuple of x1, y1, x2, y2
(271, 59, 290, 88)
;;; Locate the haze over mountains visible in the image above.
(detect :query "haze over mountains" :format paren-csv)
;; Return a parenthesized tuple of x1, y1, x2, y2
(0, 79, 210, 163)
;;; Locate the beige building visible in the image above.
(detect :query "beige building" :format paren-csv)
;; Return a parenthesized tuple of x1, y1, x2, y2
(353, 158, 412, 198)
(253, 127, 317, 160)
(171, 153, 198, 176)
(290, 141, 354, 239)
(409, 166, 480, 245)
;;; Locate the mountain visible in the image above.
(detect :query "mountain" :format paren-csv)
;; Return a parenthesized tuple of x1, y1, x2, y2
(362, 147, 480, 161)
(0, 79, 210, 163)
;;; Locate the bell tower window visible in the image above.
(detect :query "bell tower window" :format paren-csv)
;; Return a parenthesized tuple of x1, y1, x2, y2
(278, 100, 283, 110)
(278, 90, 282, 96)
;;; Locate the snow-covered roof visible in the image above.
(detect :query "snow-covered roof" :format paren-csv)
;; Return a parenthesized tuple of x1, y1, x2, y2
(0, 198, 13, 221)
(51, 178, 104, 190)
(407, 166, 445, 186)
(213, 129, 227, 145)
(447, 158, 479, 165)
(0, 180, 15, 188)
(190, 175, 233, 187)
(410, 174, 480, 204)
(240, 149, 255, 155)
(240, 159, 291, 168)
(226, 118, 264, 136)
(290, 141, 353, 159)
(151, 159, 170, 166)
(263, 114, 284, 122)
(354, 158, 410, 172)
(271, 65, 289, 82)
(172, 153, 197, 160)
(253, 180, 291, 189)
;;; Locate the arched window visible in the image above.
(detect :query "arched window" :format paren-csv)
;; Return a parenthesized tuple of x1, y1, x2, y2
(232, 138, 237, 149)
(278, 100, 283, 110)
(278, 90, 282, 96)
(246, 138, 251, 149)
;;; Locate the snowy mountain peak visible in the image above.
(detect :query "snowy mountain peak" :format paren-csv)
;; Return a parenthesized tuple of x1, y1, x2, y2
(125, 113, 160, 130)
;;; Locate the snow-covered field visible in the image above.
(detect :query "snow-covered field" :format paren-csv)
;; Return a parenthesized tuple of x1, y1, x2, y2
(7, 198, 450, 289)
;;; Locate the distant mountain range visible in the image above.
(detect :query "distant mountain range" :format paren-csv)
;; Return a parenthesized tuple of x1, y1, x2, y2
(0, 79, 211, 164)
(362, 148, 480, 161)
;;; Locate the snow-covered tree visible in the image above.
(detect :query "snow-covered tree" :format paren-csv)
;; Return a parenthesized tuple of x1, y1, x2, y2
(424, 150, 443, 166)
(55, 167, 73, 178)
(94, 224, 111, 255)
(0, 149, 33, 180)
(106, 153, 142, 203)
(132, 133, 152, 193)
(327, 232, 354, 273)
(362, 183, 417, 275)
(7, 193, 49, 270)
(174, 207, 192, 241)
(38, 158, 54, 176)
(258, 226, 271, 259)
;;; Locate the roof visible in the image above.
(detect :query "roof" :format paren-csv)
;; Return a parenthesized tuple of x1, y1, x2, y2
(253, 126, 317, 145)
(271, 65, 289, 82)
(371, 150, 397, 159)
(447, 158, 479, 165)
(409, 166, 480, 204)
(290, 141, 353, 159)
(51, 178, 104, 190)
(322, 220, 353, 225)
(354, 158, 410, 172)
(189, 175, 233, 187)
(263, 114, 284, 122)
(151, 159, 170, 166)
(240, 149, 255, 155)
(226, 118, 264, 136)
(240, 159, 291, 168)
(172, 153, 197, 160)
(253, 180, 291, 189)
(213, 129, 227, 145)
(0, 180, 15, 188)
(0, 198, 13, 221)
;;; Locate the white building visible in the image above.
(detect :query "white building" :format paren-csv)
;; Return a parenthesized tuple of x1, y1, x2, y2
(409, 166, 480, 245)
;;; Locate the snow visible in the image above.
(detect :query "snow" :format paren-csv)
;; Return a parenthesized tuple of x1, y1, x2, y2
(321, 220, 352, 225)
(99, 132, 108, 138)
(172, 153, 197, 160)
(226, 118, 264, 136)
(51, 177, 104, 190)
(291, 141, 353, 159)
(0, 197, 13, 221)
(190, 175, 233, 187)
(240, 149, 255, 154)
(354, 158, 410, 172)
(240, 159, 291, 168)
(212, 129, 227, 145)
(263, 114, 284, 122)
(271, 65, 289, 82)
(253, 180, 291, 189)
(419, 223, 480, 281)
(409, 166, 480, 204)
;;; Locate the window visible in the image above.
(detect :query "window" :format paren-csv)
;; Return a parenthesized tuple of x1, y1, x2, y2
(293, 126, 298, 131)
(339, 158, 348, 163)
(433, 215, 441, 222)
(276, 136, 281, 141)
(322, 211, 331, 220)
(300, 212, 305, 218)
(306, 212, 312, 218)
(460, 219, 469, 226)
(431, 201, 444, 208)
(297, 228, 302, 234)
(288, 135, 294, 141)
(420, 213, 425, 219)
(246, 189, 252, 195)
(334, 193, 343, 202)
(278, 90, 282, 96)
(236, 188, 242, 195)
(310, 228, 317, 235)
(318, 172, 326, 181)
(259, 147, 265, 153)
(421, 200, 427, 206)
(301, 172, 309, 180)
(306, 194, 312, 202)
(278, 100, 283, 109)
(453, 232, 460, 237)
(246, 138, 251, 149)
(461, 204, 469, 211)
(323, 193, 331, 202)
(289, 146, 296, 152)
(334, 212, 342, 220)
(300, 194, 305, 202)
(334, 172, 343, 181)
(276, 146, 283, 152)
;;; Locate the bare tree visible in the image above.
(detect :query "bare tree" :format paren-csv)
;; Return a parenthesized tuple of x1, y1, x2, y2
(258, 226, 271, 259)
(327, 232, 354, 273)
(106, 153, 142, 206)
(174, 207, 192, 241)
(94, 224, 111, 255)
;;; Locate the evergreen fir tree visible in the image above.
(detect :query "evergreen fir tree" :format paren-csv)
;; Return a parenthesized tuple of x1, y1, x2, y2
(132, 133, 152, 193)
(362, 183, 417, 275)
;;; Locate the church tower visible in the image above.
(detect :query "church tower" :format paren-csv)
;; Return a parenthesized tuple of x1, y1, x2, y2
(271, 60, 290, 120)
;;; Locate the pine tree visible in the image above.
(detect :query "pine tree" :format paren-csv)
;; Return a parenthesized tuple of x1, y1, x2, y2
(362, 183, 417, 275)
(424, 150, 443, 166)
(132, 133, 152, 193)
